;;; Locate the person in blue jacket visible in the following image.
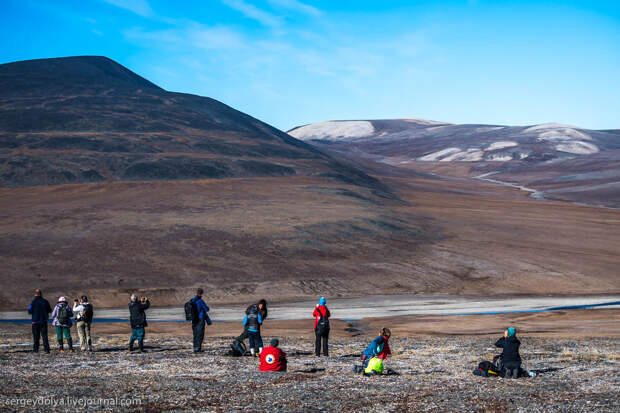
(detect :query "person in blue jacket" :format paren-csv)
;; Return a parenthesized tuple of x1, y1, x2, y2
(191, 288, 211, 353)
(243, 304, 263, 356)
(361, 328, 392, 369)
(28, 289, 52, 353)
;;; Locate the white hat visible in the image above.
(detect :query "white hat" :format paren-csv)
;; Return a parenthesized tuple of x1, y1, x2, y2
(58, 296, 66, 302)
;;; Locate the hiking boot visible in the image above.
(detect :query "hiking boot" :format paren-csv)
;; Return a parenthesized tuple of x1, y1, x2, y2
(138, 340, 145, 353)
(129, 339, 135, 352)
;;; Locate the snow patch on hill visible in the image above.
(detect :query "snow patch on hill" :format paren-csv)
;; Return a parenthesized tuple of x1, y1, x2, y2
(442, 149, 484, 162)
(555, 141, 599, 155)
(523, 123, 580, 132)
(486, 154, 513, 161)
(402, 118, 449, 126)
(487, 141, 518, 151)
(289, 121, 374, 140)
(418, 147, 461, 161)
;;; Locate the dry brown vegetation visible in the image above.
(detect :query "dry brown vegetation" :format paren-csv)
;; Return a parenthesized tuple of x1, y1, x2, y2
(1, 161, 619, 311)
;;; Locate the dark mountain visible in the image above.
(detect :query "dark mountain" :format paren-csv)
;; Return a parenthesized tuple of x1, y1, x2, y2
(0, 56, 387, 195)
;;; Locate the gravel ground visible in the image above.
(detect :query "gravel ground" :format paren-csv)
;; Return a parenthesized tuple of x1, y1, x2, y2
(0, 328, 618, 412)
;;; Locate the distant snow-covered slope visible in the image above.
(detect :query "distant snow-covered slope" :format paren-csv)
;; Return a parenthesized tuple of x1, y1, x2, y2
(288, 119, 619, 163)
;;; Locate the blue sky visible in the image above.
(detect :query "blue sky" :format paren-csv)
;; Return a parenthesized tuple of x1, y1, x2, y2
(2, 0, 619, 130)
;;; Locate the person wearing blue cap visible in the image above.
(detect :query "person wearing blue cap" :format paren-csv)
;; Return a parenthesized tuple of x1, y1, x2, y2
(495, 327, 522, 378)
(313, 297, 330, 357)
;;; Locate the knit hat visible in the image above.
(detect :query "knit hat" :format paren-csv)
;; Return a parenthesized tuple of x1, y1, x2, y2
(58, 296, 66, 302)
(319, 297, 326, 306)
(507, 327, 516, 337)
(270, 338, 279, 347)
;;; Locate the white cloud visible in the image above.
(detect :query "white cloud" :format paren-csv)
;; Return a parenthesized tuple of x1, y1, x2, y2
(221, 0, 282, 29)
(125, 24, 245, 51)
(268, 0, 322, 17)
(102, 0, 153, 17)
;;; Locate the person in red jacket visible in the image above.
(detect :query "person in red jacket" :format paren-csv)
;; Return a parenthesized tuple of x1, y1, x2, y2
(313, 296, 331, 356)
(259, 338, 287, 372)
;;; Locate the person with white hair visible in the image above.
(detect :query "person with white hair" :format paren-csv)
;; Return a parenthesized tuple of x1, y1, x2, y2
(50, 296, 74, 352)
(128, 294, 150, 353)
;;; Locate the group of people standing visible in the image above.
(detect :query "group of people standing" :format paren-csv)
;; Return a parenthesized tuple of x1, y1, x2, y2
(28, 290, 93, 353)
(27, 288, 522, 377)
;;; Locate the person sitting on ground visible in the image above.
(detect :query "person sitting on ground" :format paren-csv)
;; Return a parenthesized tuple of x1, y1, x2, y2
(243, 303, 264, 356)
(28, 289, 52, 353)
(361, 328, 392, 371)
(51, 296, 74, 352)
(73, 295, 94, 352)
(495, 327, 522, 379)
(259, 338, 287, 372)
(190, 288, 211, 353)
(313, 296, 330, 357)
(128, 294, 150, 353)
(235, 299, 268, 352)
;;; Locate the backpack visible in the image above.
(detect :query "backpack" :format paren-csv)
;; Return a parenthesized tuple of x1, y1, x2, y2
(316, 307, 329, 335)
(57, 304, 70, 325)
(82, 303, 94, 323)
(184, 298, 198, 322)
(473, 360, 500, 377)
(230, 339, 248, 357)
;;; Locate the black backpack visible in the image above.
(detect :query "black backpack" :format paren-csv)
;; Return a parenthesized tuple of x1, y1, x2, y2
(57, 304, 70, 325)
(473, 360, 500, 377)
(82, 303, 94, 323)
(316, 307, 330, 335)
(230, 339, 248, 357)
(184, 298, 198, 322)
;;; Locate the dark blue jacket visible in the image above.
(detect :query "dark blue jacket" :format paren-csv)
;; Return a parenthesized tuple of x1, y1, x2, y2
(193, 296, 210, 321)
(28, 296, 52, 324)
(495, 336, 522, 363)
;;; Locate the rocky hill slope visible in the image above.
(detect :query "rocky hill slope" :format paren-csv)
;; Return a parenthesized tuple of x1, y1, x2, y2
(0, 56, 383, 194)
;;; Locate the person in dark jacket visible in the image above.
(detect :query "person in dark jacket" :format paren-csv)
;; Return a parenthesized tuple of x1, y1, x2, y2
(313, 296, 330, 357)
(28, 289, 52, 353)
(128, 294, 150, 353)
(190, 288, 211, 353)
(495, 327, 522, 378)
(243, 304, 263, 356)
(234, 299, 267, 352)
(51, 296, 74, 352)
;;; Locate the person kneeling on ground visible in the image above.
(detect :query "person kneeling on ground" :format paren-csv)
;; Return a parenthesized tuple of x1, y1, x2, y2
(259, 338, 287, 372)
(129, 294, 150, 353)
(360, 328, 392, 373)
(495, 327, 521, 379)
(51, 297, 74, 352)
(243, 304, 264, 356)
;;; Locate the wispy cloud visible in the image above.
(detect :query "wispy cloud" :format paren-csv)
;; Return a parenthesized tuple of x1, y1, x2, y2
(268, 0, 322, 17)
(125, 23, 245, 51)
(102, 0, 153, 17)
(221, 0, 282, 29)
